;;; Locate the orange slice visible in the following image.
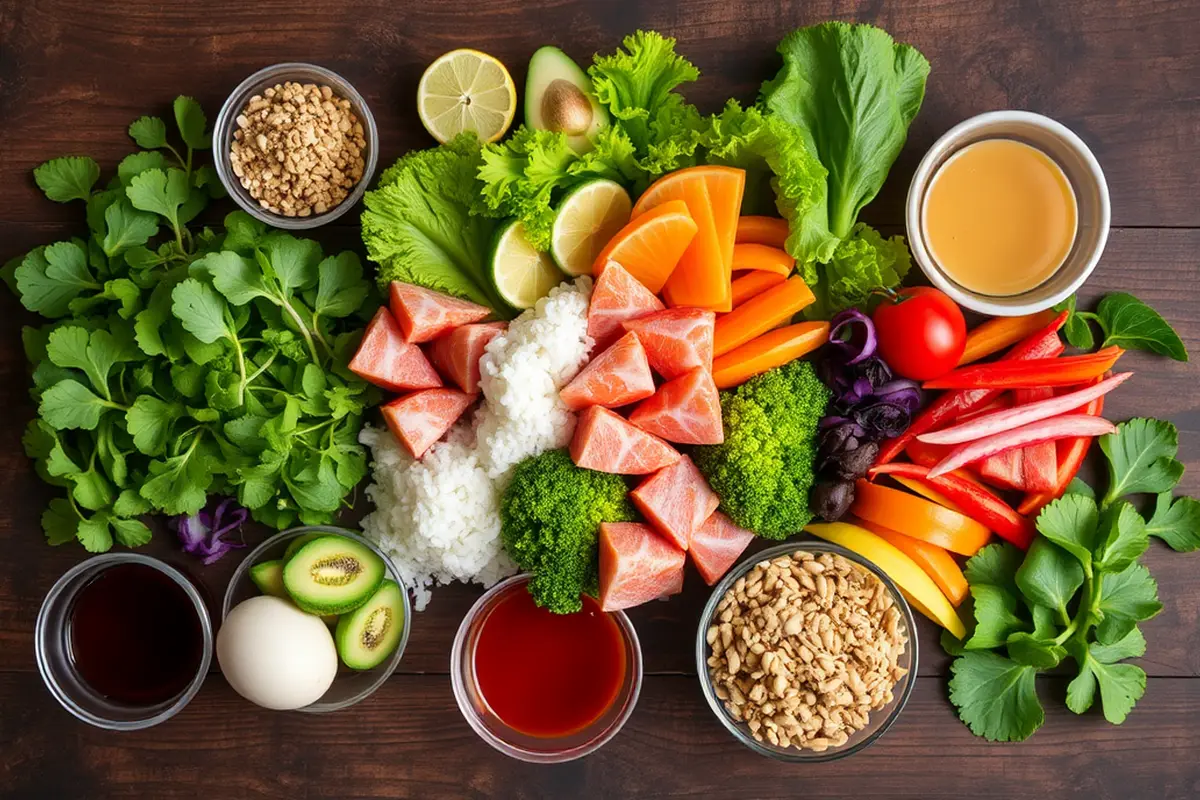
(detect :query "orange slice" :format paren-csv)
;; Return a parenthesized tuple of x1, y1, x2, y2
(593, 199, 697, 294)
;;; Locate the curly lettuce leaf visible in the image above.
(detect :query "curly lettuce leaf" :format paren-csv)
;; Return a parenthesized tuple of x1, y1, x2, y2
(806, 223, 911, 318)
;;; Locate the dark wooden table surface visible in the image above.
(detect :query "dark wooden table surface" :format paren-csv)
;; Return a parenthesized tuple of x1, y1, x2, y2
(2, 1, 1199, 798)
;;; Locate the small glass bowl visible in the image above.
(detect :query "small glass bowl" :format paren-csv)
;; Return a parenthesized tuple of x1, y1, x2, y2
(695, 541, 917, 762)
(222, 526, 410, 713)
(450, 575, 643, 763)
(212, 62, 379, 229)
(35, 554, 213, 731)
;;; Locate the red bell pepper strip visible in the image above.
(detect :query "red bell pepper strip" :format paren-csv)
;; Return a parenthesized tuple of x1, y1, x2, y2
(1015, 387, 1057, 492)
(1018, 381, 1108, 516)
(923, 347, 1124, 390)
(928, 414, 1117, 477)
(874, 311, 1067, 465)
(870, 462, 1035, 549)
(979, 449, 1026, 491)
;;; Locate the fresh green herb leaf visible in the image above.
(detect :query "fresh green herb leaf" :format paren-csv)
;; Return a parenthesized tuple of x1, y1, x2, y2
(1068, 652, 1145, 724)
(14, 242, 100, 318)
(101, 199, 159, 257)
(1005, 633, 1066, 669)
(1094, 501, 1149, 573)
(1144, 492, 1200, 552)
(126, 168, 190, 232)
(313, 252, 370, 320)
(1095, 562, 1162, 645)
(128, 116, 169, 150)
(1091, 626, 1147, 663)
(1035, 493, 1100, 569)
(948, 651, 1043, 742)
(113, 489, 152, 517)
(965, 584, 1027, 650)
(76, 514, 113, 553)
(963, 542, 1024, 588)
(173, 96, 209, 150)
(200, 251, 270, 305)
(126, 395, 183, 456)
(34, 156, 101, 203)
(1095, 292, 1187, 361)
(1065, 477, 1095, 499)
(1054, 294, 1096, 349)
(1015, 537, 1083, 615)
(42, 498, 81, 546)
(111, 517, 153, 548)
(261, 233, 322, 294)
(70, 465, 114, 511)
(39, 380, 117, 430)
(1099, 418, 1184, 505)
(171, 278, 237, 344)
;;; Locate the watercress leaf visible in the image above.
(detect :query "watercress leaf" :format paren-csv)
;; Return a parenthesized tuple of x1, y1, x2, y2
(169, 363, 207, 399)
(34, 156, 101, 203)
(181, 330, 225, 365)
(173, 96, 209, 150)
(101, 199, 159, 258)
(76, 514, 113, 553)
(177, 185, 209, 226)
(1096, 562, 1163, 645)
(313, 252, 369, 319)
(123, 246, 161, 271)
(192, 164, 225, 197)
(940, 628, 967, 657)
(1015, 537, 1083, 614)
(134, 271, 187, 357)
(1094, 500, 1149, 573)
(964, 542, 1024, 589)
(325, 384, 366, 420)
(15, 242, 101, 318)
(128, 115, 168, 149)
(139, 437, 216, 516)
(222, 211, 267, 254)
(284, 455, 342, 512)
(1006, 632, 1066, 669)
(1065, 656, 1097, 715)
(70, 465, 114, 511)
(223, 415, 268, 451)
(1065, 477, 1094, 499)
(300, 363, 326, 399)
(965, 584, 1027, 650)
(39, 380, 112, 430)
(948, 651, 1043, 742)
(113, 488, 151, 517)
(171, 278, 234, 344)
(1091, 626, 1147, 664)
(111, 517, 153, 548)
(1144, 492, 1200, 552)
(117, 151, 169, 185)
(42, 498, 81, 546)
(1100, 418, 1184, 504)
(1030, 604, 1060, 639)
(126, 395, 183, 455)
(126, 168, 189, 229)
(1036, 493, 1099, 569)
(262, 233, 322, 294)
(1085, 656, 1146, 725)
(202, 251, 272, 305)
(86, 188, 124, 237)
(205, 370, 243, 411)
(1096, 292, 1187, 361)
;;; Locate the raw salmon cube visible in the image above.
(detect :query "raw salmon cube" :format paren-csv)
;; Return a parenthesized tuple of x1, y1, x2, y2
(630, 456, 719, 550)
(570, 406, 680, 475)
(629, 367, 723, 445)
(349, 307, 442, 392)
(388, 282, 491, 343)
(622, 307, 715, 380)
(599, 522, 687, 612)
(560, 331, 656, 411)
(661, 559, 685, 597)
(587, 261, 665, 350)
(428, 321, 506, 393)
(380, 388, 476, 458)
(689, 512, 755, 585)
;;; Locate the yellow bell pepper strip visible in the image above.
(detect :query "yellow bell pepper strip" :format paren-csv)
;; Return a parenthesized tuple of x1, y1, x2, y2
(729, 270, 786, 307)
(805, 521, 967, 638)
(851, 479, 991, 556)
(734, 215, 789, 248)
(731, 243, 794, 276)
(712, 276, 815, 357)
(856, 519, 969, 607)
(923, 346, 1125, 390)
(710, 321, 829, 389)
(957, 310, 1057, 366)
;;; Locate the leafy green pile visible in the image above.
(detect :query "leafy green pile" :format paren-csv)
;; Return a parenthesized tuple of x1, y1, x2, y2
(1057, 292, 1188, 361)
(6, 99, 376, 552)
(500, 449, 635, 614)
(694, 361, 831, 539)
(946, 418, 1199, 741)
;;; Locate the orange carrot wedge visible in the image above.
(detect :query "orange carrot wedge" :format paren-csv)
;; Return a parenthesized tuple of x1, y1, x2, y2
(711, 321, 828, 388)
(735, 215, 789, 248)
(712, 276, 816, 357)
(856, 519, 969, 607)
(729, 270, 787, 307)
(731, 243, 794, 277)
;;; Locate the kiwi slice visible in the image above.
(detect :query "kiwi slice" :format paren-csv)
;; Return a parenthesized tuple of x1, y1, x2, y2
(249, 559, 287, 598)
(282, 535, 386, 615)
(283, 532, 322, 562)
(336, 580, 405, 670)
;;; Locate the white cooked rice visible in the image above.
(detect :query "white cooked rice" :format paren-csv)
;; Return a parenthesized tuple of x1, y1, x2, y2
(359, 278, 594, 610)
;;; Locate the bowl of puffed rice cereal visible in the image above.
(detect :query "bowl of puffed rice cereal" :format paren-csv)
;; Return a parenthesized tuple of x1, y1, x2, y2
(696, 541, 917, 762)
(213, 63, 378, 228)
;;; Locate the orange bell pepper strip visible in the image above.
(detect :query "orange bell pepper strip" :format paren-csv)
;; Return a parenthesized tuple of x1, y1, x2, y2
(890, 475, 965, 514)
(712, 276, 815, 357)
(924, 346, 1124, 390)
(711, 321, 829, 389)
(1018, 379, 1107, 516)
(856, 519, 969, 606)
(731, 243, 794, 276)
(851, 479, 991, 556)
(729, 270, 786, 307)
(735, 215, 789, 248)
(957, 310, 1057, 366)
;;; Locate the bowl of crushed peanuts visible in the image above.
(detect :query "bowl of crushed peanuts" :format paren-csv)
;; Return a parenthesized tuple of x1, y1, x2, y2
(696, 541, 917, 761)
(213, 63, 378, 228)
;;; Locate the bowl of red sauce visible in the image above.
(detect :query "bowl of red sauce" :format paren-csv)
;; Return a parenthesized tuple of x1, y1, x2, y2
(450, 574, 642, 762)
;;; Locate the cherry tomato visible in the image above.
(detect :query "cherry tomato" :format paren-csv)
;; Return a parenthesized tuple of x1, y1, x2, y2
(872, 287, 966, 380)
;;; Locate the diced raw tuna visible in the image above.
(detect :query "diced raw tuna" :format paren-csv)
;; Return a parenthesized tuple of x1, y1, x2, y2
(428, 322, 507, 393)
(629, 367, 723, 445)
(598, 522, 687, 612)
(587, 262, 666, 350)
(689, 512, 756, 585)
(388, 282, 492, 343)
(380, 388, 476, 458)
(349, 307, 442, 391)
(570, 406, 681, 475)
(560, 331, 656, 411)
(622, 307, 715, 380)
(630, 455, 720, 550)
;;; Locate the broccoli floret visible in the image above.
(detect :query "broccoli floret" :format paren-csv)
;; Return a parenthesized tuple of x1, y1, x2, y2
(500, 449, 635, 613)
(694, 360, 831, 539)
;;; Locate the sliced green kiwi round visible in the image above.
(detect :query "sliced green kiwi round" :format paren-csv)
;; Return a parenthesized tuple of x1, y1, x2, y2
(335, 580, 405, 670)
(249, 559, 286, 598)
(282, 535, 386, 615)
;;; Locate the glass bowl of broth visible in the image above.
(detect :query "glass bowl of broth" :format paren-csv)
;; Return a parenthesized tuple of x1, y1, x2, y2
(450, 574, 643, 763)
(906, 110, 1110, 316)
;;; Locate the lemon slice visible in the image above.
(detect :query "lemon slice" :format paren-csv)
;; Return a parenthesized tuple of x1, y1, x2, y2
(551, 179, 633, 276)
(418, 49, 517, 144)
(490, 219, 565, 309)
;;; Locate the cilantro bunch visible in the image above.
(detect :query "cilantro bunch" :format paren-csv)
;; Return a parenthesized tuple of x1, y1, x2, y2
(946, 418, 1199, 741)
(5, 99, 376, 553)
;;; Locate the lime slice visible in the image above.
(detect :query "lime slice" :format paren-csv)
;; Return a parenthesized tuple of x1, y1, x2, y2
(417, 49, 517, 144)
(490, 220, 565, 309)
(551, 179, 633, 276)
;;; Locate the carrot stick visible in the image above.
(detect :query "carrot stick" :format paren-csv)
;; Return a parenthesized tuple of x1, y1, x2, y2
(713, 276, 816, 357)
(735, 215, 789, 248)
(711, 321, 829, 388)
(729, 270, 786, 307)
(958, 310, 1058, 366)
(731, 243, 794, 276)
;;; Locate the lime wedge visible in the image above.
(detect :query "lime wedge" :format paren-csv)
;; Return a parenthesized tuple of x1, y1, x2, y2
(490, 220, 565, 309)
(551, 179, 633, 276)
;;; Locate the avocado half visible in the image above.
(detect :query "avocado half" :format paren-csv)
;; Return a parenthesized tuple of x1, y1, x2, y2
(525, 46, 609, 154)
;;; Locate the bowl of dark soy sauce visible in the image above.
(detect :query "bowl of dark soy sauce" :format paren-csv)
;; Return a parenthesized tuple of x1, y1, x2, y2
(35, 554, 213, 730)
